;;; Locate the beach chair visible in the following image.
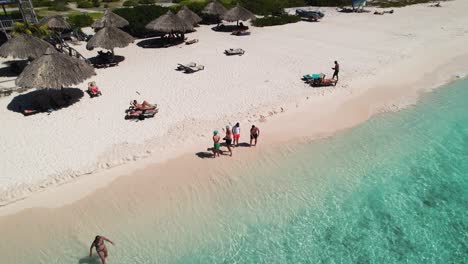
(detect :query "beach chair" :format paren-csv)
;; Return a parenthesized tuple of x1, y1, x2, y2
(177, 62, 197, 71)
(125, 108, 159, 120)
(232, 29, 250, 36)
(302, 73, 324, 81)
(185, 39, 199, 45)
(225, 48, 245, 56)
(302, 73, 337, 87)
(184, 65, 205, 73)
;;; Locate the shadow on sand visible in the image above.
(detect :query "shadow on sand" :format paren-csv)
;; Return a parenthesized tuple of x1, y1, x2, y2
(7, 88, 84, 114)
(78, 255, 101, 264)
(0, 60, 29, 77)
(137, 37, 185, 49)
(0, 66, 20, 77)
(87, 54, 125, 68)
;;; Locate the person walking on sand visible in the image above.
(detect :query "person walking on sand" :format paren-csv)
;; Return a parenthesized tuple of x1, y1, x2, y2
(250, 125, 260, 146)
(225, 125, 233, 156)
(233, 123, 241, 147)
(213, 130, 221, 158)
(89, 235, 114, 264)
(332, 61, 339, 81)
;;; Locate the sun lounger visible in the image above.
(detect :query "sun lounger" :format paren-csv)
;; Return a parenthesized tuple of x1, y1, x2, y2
(225, 48, 245, 56)
(302, 73, 325, 81)
(177, 62, 197, 71)
(125, 105, 159, 120)
(184, 65, 204, 73)
(302, 73, 337, 87)
(232, 29, 250, 36)
(185, 39, 199, 45)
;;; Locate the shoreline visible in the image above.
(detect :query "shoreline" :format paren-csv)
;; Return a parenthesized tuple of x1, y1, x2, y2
(1, 1, 468, 213)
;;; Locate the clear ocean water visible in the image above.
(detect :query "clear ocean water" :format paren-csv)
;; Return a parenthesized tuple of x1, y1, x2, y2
(1, 79, 467, 263)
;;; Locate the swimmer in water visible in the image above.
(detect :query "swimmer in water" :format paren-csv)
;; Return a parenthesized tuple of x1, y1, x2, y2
(90, 235, 114, 264)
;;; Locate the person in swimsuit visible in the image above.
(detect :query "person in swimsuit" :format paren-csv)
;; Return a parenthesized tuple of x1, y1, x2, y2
(213, 130, 221, 158)
(225, 125, 233, 156)
(250, 125, 260, 146)
(89, 235, 114, 264)
(88, 82, 102, 96)
(132, 100, 155, 110)
(332, 61, 339, 81)
(232, 123, 240, 147)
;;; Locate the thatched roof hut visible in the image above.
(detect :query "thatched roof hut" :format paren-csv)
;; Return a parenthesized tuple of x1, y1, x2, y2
(0, 34, 55, 60)
(222, 3, 256, 22)
(177, 6, 202, 27)
(146, 11, 193, 34)
(86, 27, 134, 51)
(202, 0, 227, 17)
(92, 9, 129, 29)
(39, 15, 71, 31)
(16, 48, 95, 89)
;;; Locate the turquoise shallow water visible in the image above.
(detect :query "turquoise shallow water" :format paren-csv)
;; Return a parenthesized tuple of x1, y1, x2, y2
(1, 79, 468, 263)
(165, 79, 468, 263)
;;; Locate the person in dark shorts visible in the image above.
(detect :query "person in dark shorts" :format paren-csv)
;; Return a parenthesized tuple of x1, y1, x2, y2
(332, 61, 339, 81)
(250, 125, 260, 146)
(225, 125, 233, 156)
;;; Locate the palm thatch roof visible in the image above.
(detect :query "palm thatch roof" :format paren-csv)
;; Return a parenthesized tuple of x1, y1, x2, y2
(177, 6, 202, 26)
(16, 48, 95, 89)
(222, 3, 256, 22)
(146, 11, 193, 33)
(202, 0, 227, 16)
(91, 9, 129, 29)
(86, 27, 134, 51)
(0, 34, 55, 60)
(39, 15, 71, 30)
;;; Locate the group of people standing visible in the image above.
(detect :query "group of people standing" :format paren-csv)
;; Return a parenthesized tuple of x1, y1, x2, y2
(212, 123, 260, 158)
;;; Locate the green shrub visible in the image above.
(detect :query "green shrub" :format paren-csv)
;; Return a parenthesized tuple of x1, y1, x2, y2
(114, 5, 169, 37)
(123, 0, 138, 6)
(104, 3, 109, 8)
(48, 0, 70, 11)
(77, 1, 94, 8)
(12, 22, 51, 39)
(238, 0, 305, 16)
(68, 13, 94, 28)
(32, 0, 53, 7)
(305, 0, 348, 5)
(138, 0, 155, 4)
(252, 14, 300, 27)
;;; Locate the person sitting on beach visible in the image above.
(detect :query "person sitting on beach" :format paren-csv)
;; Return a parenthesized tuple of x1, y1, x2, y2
(233, 123, 241, 146)
(132, 100, 156, 110)
(88, 82, 102, 96)
(250, 125, 260, 146)
(225, 125, 233, 156)
(89, 235, 114, 264)
(213, 130, 221, 158)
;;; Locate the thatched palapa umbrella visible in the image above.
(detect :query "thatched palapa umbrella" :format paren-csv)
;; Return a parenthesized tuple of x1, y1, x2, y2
(0, 34, 55, 60)
(146, 11, 193, 36)
(39, 15, 71, 31)
(202, 0, 227, 17)
(86, 26, 134, 55)
(16, 48, 95, 89)
(92, 9, 129, 29)
(222, 3, 256, 25)
(177, 6, 202, 27)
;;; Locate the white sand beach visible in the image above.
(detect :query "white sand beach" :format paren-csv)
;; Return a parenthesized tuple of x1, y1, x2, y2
(1, 0, 468, 208)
